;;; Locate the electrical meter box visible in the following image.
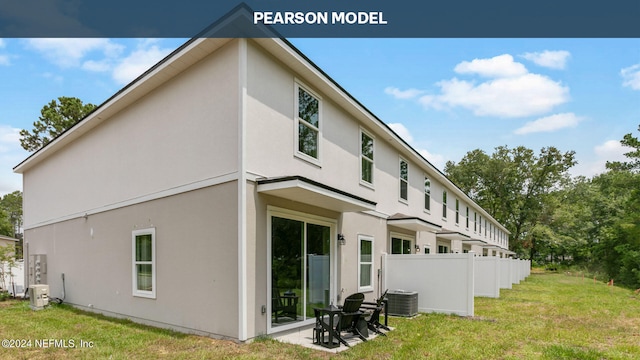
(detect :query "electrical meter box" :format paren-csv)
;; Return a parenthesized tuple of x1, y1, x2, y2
(29, 284, 49, 310)
(28, 254, 47, 285)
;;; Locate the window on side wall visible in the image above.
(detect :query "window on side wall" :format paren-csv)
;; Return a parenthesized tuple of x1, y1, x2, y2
(296, 85, 321, 162)
(399, 158, 408, 202)
(358, 235, 374, 292)
(360, 130, 374, 186)
(424, 177, 431, 211)
(455, 199, 460, 225)
(442, 190, 448, 219)
(132, 228, 156, 299)
(466, 206, 470, 229)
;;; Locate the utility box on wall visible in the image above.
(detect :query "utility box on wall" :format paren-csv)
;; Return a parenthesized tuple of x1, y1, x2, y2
(28, 254, 47, 285)
(29, 284, 49, 310)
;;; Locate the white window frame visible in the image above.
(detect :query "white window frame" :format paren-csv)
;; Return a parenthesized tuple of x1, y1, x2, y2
(358, 235, 374, 292)
(442, 190, 448, 219)
(132, 228, 156, 299)
(294, 82, 322, 166)
(455, 198, 460, 225)
(399, 157, 409, 203)
(360, 128, 375, 188)
(465, 206, 470, 230)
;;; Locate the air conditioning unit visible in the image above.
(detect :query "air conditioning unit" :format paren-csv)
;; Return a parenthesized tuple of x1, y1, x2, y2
(386, 290, 418, 317)
(29, 284, 49, 310)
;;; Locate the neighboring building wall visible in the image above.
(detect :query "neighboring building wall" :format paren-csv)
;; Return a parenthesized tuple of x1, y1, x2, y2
(24, 182, 240, 338)
(22, 39, 241, 228)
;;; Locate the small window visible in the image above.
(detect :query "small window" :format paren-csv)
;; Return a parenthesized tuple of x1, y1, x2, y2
(296, 86, 320, 161)
(466, 206, 470, 229)
(442, 190, 448, 219)
(391, 236, 412, 254)
(455, 199, 460, 225)
(474, 212, 477, 232)
(438, 245, 449, 254)
(360, 130, 374, 185)
(479, 215, 482, 234)
(399, 159, 408, 202)
(424, 177, 431, 211)
(358, 235, 374, 291)
(424, 246, 430, 254)
(132, 228, 156, 298)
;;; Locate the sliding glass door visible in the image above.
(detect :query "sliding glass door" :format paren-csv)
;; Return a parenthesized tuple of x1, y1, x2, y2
(269, 210, 334, 331)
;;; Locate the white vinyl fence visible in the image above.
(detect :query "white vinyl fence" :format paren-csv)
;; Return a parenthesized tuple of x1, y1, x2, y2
(500, 258, 513, 289)
(383, 253, 474, 316)
(1, 259, 24, 296)
(474, 256, 501, 298)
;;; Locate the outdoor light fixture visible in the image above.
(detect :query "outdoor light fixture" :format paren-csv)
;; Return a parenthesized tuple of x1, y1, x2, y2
(415, 245, 420, 252)
(338, 234, 346, 245)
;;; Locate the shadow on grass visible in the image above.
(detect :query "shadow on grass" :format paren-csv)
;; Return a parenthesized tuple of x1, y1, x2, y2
(50, 303, 191, 339)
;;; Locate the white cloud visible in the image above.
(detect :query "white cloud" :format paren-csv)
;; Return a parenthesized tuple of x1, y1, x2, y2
(387, 122, 446, 170)
(572, 139, 633, 177)
(384, 87, 424, 99)
(521, 50, 571, 70)
(25, 38, 124, 68)
(0, 39, 5, 48)
(112, 42, 172, 85)
(621, 64, 640, 90)
(420, 73, 569, 118)
(0, 55, 9, 66)
(454, 54, 527, 78)
(0, 125, 20, 152)
(514, 113, 583, 135)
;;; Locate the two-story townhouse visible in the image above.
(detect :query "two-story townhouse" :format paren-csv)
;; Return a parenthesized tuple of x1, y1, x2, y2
(14, 36, 509, 342)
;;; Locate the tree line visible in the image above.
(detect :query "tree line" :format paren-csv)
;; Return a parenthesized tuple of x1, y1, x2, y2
(445, 124, 640, 289)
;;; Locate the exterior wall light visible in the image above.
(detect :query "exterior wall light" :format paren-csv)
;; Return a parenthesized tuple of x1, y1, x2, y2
(337, 234, 346, 245)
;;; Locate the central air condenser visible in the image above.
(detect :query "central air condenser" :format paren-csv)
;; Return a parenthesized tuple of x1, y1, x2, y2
(386, 290, 418, 317)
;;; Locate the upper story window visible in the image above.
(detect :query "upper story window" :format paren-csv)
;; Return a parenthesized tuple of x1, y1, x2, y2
(360, 130, 374, 185)
(466, 206, 470, 229)
(442, 190, 448, 219)
(399, 158, 408, 202)
(296, 85, 321, 162)
(455, 199, 460, 225)
(474, 212, 477, 232)
(479, 215, 482, 233)
(424, 176, 431, 211)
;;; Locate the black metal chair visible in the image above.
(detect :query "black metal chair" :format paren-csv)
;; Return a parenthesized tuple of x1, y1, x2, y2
(360, 289, 391, 336)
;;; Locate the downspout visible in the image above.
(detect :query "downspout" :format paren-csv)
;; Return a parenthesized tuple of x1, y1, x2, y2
(237, 38, 248, 342)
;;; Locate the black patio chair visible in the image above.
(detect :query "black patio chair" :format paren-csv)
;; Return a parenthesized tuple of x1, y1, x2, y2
(272, 288, 298, 323)
(360, 289, 391, 336)
(335, 292, 368, 346)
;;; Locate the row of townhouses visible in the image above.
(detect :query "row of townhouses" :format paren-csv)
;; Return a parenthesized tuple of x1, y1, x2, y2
(14, 37, 511, 341)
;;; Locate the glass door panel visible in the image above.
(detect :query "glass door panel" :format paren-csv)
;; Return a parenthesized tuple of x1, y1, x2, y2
(306, 223, 331, 317)
(271, 217, 303, 326)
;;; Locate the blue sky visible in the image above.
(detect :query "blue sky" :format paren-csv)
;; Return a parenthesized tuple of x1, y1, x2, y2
(0, 38, 639, 196)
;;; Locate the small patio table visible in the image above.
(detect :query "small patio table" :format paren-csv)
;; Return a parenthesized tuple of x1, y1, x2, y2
(313, 305, 343, 349)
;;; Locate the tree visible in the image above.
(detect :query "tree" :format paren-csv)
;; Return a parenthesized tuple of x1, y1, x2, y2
(0, 191, 23, 259)
(19, 97, 96, 152)
(445, 145, 576, 259)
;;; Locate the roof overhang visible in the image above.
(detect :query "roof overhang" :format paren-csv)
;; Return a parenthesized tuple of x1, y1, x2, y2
(461, 238, 488, 246)
(436, 231, 471, 241)
(0, 235, 19, 242)
(387, 214, 441, 232)
(257, 176, 376, 213)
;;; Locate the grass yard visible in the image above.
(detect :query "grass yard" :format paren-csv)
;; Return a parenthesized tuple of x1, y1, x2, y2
(1, 272, 639, 359)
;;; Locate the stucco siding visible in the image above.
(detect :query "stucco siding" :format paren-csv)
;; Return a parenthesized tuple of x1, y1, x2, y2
(24, 183, 239, 338)
(22, 40, 241, 228)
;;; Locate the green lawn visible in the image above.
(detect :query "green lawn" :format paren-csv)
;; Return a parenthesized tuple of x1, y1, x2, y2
(1, 272, 639, 359)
